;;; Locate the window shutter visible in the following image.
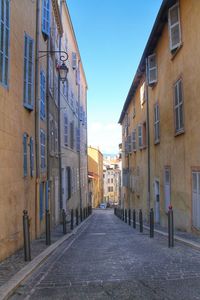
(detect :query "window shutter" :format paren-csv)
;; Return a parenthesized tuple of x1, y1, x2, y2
(23, 133, 28, 177)
(42, 0, 50, 36)
(174, 79, 184, 133)
(30, 137, 34, 177)
(23, 34, 34, 109)
(40, 71, 46, 119)
(72, 52, 77, 69)
(64, 113, 68, 146)
(138, 125, 143, 148)
(128, 135, 132, 153)
(76, 127, 80, 152)
(70, 122, 74, 149)
(40, 129, 46, 169)
(168, 4, 181, 51)
(132, 130, 136, 152)
(140, 82, 146, 105)
(148, 54, 157, 84)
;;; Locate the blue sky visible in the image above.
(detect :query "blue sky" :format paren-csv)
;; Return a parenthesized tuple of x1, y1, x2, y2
(67, 0, 163, 154)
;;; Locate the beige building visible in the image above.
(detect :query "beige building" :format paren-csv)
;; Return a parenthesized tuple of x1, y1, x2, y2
(119, 0, 200, 233)
(88, 147, 103, 208)
(60, 2, 88, 220)
(0, 0, 37, 260)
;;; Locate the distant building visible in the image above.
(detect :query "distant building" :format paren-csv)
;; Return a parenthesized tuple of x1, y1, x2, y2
(103, 156, 121, 205)
(88, 147, 103, 208)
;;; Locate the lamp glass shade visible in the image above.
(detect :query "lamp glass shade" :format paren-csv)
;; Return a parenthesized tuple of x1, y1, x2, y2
(59, 63, 68, 82)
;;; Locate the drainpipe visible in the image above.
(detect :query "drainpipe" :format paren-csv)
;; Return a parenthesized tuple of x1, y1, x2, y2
(34, 0, 40, 238)
(85, 86, 89, 207)
(145, 58, 151, 219)
(58, 0, 63, 212)
(78, 60, 83, 212)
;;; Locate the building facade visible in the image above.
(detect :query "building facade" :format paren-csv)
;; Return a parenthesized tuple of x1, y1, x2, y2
(119, 0, 200, 233)
(103, 156, 121, 205)
(0, 0, 88, 261)
(88, 147, 103, 208)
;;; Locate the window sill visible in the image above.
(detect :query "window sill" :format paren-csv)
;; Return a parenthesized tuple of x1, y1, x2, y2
(174, 129, 185, 137)
(170, 43, 183, 61)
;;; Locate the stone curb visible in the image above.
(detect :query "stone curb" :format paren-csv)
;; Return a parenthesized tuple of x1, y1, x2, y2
(0, 215, 92, 300)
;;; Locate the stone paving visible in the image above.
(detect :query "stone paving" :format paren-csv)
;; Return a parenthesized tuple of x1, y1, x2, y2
(0, 224, 67, 287)
(8, 209, 200, 299)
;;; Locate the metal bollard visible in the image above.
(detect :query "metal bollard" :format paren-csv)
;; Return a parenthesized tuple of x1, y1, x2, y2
(139, 209, 143, 233)
(168, 205, 174, 247)
(71, 209, 74, 230)
(76, 208, 79, 226)
(150, 208, 154, 238)
(133, 209, 136, 229)
(128, 209, 131, 226)
(45, 209, 51, 245)
(125, 209, 127, 223)
(62, 209, 67, 234)
(122, 209, 124, 221)
(23, 210, 31, 261)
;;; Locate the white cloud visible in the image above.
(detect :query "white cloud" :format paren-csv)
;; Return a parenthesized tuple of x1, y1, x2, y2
(88, 121, 121, 154)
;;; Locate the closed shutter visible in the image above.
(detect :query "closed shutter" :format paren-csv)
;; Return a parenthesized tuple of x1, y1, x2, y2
(30, 137, 34, 177)
(42, 0, 50, 36)
(23, 34, 34, 109)
(148, 54, 157, 84)
(192, 172, 200, 229)
(40, 71, 46, 119)
(168, 3, 181, 51)
(23, 133, 28, 177)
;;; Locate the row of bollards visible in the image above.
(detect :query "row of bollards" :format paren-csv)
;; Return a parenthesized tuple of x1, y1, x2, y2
(114, 206, 174, 247)
(23, 205, 92, 262)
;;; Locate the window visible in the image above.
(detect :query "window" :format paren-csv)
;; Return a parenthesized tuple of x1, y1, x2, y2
(128, 135, 132, 154)
(40, 70, 46, 120)
(164, 167, 171, 212)
(108, 178, 110, 184)
(66, 167, 71, 200)
(0, 0, 10, 86)
(132, 129, 136, 152)
(54, 121, 58, 155)
(72, 52, 77, 69)
(168, 3, 181, 51)
(54, 73, 58, 106)
(23, 133, 28, 177)
(140, 82, 146, 105)
(40, 129, 46, 169)
(30, 137, 34, 177)
(23, 34, 34, 109)
(76, 127, 80, 152)
(42, 0, 50, 37)
(49, 56, 53, 95)
(49, 114, 54, 154)
(148, 54, 157, 84)
(64, 113, 68, 146)
(154, 103, 160, 143)
(174, 79, 184, 133)
(111, 178, 113, 184)
(108, 186, 113, 192)
(138, 124, 143, 149)
(70, 121, 74, 149)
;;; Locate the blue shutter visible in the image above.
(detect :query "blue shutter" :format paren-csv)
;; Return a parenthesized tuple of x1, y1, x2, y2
(42, 0, 50, 36)
(45, 181, 49, 210)
(23, 34, 34, 110)
(30, 137, 34, 177)
(40, 183, 44, 221)
(40, 71, 46, 120)
(23, 133, 28, 177)
(0, 0, 10, 86)
(76, 127, 80, 152)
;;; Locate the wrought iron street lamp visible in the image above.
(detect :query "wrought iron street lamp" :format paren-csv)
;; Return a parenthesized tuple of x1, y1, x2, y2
(57, 62, 68, 83)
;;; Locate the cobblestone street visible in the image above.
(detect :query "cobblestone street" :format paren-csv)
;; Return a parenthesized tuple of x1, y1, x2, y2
(9, 210, 200, 300)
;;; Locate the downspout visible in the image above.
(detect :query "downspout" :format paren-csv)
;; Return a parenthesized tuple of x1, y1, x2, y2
(35, 0, 40, 238)
(46, 30, 50, 209)
(58, 0, 63, 212)
(78, 60, 82, 212)
(145, 58, 151, 219)
(85, 86, 89, 207)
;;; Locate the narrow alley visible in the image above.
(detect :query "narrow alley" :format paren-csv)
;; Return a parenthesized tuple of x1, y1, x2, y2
(9, 210, 200, 300)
